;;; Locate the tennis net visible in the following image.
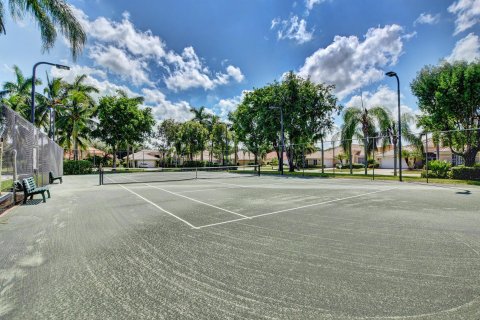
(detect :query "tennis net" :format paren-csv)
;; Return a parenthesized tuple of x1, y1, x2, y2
(100, 164, 260, 185)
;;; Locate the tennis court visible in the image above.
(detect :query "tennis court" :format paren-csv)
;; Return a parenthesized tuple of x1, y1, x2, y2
(1, 172, 480, 319)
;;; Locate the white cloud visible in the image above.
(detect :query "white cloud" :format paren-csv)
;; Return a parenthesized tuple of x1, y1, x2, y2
(71, 9, 167, 59)
(447, 32, 480, 62)
(141, 88, 193, 122)
(298, 24, 406, 99)
(345, 85, 414, 114)
(164, 47, 244, 91)
(305, 0, 325, 12)
(414, 13, 440, 26)
(448, 0, 480, 35)
(226, 65, 245, 82)
(271, 15, 314, 44)
(71, 6, 244, 92)
(89, 45, 153, 86)
(51, 65, 137, 100)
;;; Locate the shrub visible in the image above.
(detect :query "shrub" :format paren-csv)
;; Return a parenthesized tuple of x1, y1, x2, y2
(336, 163, 364, 169)
(64, 160, 93, 175)
(421, 160, 451, 178)
(450, 165, 480, 180)
(367, 159, 380, 168)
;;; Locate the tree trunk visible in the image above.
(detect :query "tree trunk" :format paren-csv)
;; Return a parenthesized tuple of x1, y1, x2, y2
(349, 145, 353, 174)
(321, 138, 324, 174)
(364, 137, 368, 175)
(463, 148, 479, 167)
(112, 145, 117, 171)
(288, 146, 295, 172)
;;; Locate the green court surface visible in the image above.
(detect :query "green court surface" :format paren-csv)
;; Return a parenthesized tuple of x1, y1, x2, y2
(1, 174, 480, 319)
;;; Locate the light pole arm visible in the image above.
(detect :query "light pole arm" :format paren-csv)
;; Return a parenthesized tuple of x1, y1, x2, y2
(31, 62, 70, 124)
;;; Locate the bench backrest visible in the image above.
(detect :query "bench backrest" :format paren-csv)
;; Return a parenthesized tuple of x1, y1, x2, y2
(22, 177, 37, 193)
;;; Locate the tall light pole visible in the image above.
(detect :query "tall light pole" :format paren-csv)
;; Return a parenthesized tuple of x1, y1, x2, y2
(31, 62, 70, 125)
(386, 71, 402, 182)
(270, 106, 285, 175)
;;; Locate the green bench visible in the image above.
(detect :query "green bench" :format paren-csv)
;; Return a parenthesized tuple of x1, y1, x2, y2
(20, 177, 51, 204)
(49, 171, 63, 184)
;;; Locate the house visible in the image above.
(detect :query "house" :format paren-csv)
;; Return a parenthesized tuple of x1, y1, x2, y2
(305, 144, 364, 168)
(236, 151, 257, 165)
(64, 147, 110, 160)
(123, 150, 160, 168)
(377, 139, 480, 169)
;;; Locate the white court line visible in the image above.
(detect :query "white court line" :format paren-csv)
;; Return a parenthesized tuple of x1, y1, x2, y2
(105, 177, 198, 229)
(196, 187, 398, 229)
(116, 175, 250, 219)
(145, 184, 250, 219)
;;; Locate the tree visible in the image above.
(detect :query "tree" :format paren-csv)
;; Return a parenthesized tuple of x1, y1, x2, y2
(1, 65, 40, 118)
(411, 61, 480, 166)
(39, 74, 67, 135)
(382, 110, 421, 176)
(190, 106, 210, 161)
(56, 75, 98, 159)
(155, 119, 180, 166)
(0, 0, 86, 59)
(272, 72, 340, 172)
(179, 121, 208, 161)
(232, 72, 340, 172)
(94, 93, 154, 169)
(341, 105, 390, 175)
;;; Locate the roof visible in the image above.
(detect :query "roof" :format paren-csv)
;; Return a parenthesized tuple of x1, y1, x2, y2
(305, 144, 363, 160)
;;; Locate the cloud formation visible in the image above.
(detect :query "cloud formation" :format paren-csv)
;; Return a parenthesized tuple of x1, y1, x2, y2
(414, 13, 440, 26)
(71, 7, 243, 91)
(298, 24, 406, 99)
(448, 0, 480, 35)
(271, 15, 314, 44)
(447, 32, 480, 62)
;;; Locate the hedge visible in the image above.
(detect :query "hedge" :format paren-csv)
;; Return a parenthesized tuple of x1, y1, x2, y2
(336, 163, 364, 169)
(450, 165, 480, 180)
(64, 160, 93, 175)
(421, 160, 451, 179)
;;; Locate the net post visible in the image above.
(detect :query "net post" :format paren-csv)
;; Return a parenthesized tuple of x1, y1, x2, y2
(258, 164, 261, 177)
(195, 166, 198, 179)
(99, 164, 103, 185)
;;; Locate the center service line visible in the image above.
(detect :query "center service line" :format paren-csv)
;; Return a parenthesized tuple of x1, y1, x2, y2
(196, 187, 398, 229)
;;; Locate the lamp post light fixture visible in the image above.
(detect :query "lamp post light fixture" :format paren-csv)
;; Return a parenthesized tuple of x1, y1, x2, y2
(31, 62, 70, 125)
(269, 105, 285, 175)
(385, 71, 402, 182)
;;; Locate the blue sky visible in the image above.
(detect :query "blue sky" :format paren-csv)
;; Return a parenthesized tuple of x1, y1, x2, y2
(0, 0, 479, 128)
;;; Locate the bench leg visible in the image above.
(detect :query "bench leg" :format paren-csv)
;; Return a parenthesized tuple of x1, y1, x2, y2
(42, 192, 46, 203)
(47, 190, 51, 199)
(23, 196, 27, 204)
(60, 178, 63, 184)
(30, 195, 33, 200)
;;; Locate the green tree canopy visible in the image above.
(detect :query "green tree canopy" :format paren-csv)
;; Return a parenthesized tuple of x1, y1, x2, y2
(94, 93, 155, 169)
(411, 60, 480, 166)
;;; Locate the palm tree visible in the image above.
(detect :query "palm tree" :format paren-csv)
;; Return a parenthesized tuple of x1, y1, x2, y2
(56, 75, 98, 160)
(341, 105, 391, 175)
(0, 0, 86, 59)
(382, 111, 422, 176)
(206, 115, 220, 162)
(37, 74, 67, 134)
(1, 65, 40, 118)
(190, 106, 211, 162)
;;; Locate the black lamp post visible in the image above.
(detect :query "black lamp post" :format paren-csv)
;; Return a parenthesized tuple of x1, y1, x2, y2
(386, 71, 402, 182)
(31, 62, 70, 125)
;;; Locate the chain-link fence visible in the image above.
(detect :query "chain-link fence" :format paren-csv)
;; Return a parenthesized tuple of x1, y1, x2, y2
(259, 131, 480, 182)
(1, 105, 63, 197)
